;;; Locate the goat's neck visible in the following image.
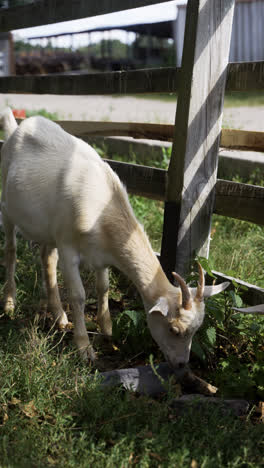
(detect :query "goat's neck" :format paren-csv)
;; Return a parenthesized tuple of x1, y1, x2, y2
(113, 224, 173, 308)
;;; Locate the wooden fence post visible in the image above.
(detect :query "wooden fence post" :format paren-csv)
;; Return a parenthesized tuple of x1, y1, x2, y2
(161, 0, 235, 278)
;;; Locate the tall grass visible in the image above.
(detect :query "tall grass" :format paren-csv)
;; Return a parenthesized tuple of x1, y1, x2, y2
(0, 313, 263, 468)
(133, 91, 264, 107)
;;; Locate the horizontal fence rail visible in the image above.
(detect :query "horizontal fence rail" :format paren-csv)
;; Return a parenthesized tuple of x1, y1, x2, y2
(54, 120, 264, 152)
(221, 128, 264, 152)
(0, 68, 180, 95)
(226, 61, 264, 92)
(13, 120, 261, 153)
(0, 0, 171, 32)
(7, 118, 264, 151)
(0, 139, 263, 225)
(0, 62, 263, 95)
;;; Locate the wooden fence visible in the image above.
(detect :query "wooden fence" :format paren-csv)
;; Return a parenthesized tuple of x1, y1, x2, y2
(0, 0, 264, 299)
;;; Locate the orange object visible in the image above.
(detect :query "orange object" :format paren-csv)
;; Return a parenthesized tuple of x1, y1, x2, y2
(12, 109, 26, 119)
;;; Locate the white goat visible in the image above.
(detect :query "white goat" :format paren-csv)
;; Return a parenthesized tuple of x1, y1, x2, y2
(1, 108, 229, 368)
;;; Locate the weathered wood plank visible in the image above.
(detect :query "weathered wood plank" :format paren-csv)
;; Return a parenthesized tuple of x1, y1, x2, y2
(161, 0, 236, 278)
(11, 119, 264, 152)
(55, 121, 175, 142)
(0, 0, 170, 32)
(105, 159, 167, 201)
(221, 128, 264, 152)
(226, 61, 264, 92)
(0, 62, 263, 95)
(0, 138, 263, 224)
(0, 68, 180, 95)
(211, 270, 264, 306)
(214, 179, 264, 225)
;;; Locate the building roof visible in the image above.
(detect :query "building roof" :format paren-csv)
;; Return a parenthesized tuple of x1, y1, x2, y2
(27, 20, 175, 41)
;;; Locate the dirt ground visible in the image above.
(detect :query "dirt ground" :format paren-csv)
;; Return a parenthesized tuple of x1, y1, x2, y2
(1, 93, 264, 131)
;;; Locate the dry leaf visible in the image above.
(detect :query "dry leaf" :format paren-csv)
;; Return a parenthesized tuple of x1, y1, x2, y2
(191, 460, 198, 468)
(256, 401, 264, 421)
(10, 397, 21, 406)
(149, 452, 163, 462)
(21, 400, 38, 419)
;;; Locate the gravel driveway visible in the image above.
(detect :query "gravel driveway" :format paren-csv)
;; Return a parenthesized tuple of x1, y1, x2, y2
(2, 93, 264, 131)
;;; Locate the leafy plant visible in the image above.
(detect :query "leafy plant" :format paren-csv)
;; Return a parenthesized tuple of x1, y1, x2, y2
(26, 109, 59, 120)
(112, 309, 155, 356)
(190, 258, 264, 399)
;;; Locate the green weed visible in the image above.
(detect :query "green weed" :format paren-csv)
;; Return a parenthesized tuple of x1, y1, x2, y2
(0, 315, 263, 468)
(25, 109, 59, 120)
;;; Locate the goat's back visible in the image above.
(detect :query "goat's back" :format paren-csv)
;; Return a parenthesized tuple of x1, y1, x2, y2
(1, 116, 122, 245)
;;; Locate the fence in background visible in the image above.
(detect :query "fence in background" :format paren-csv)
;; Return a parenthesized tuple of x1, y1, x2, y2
(0, 0, 264, 301)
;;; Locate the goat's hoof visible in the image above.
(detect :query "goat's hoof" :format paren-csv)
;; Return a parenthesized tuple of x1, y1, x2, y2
(4, 299, 15, 315)
(59, 321, 73, 331)
(79, 345, 97, 364)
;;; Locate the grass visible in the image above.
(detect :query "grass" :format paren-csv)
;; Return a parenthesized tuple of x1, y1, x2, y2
(131, 91, 264, 107)
(0, 108, 264, 466)
(0, 284, 263, 468)
(0, 240, 263, 467)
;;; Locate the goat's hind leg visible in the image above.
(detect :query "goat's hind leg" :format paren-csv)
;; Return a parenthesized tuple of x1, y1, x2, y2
(2, 212, 16, 314)
(40, 245, 68, 329)
(96, 268, 112, 337)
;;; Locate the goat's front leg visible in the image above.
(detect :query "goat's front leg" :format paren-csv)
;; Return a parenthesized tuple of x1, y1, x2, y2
(40, 245, 68, 329)
(96, 268, 112, 336)
(2, 212, 16, 314)
(59, 245, 95, 362)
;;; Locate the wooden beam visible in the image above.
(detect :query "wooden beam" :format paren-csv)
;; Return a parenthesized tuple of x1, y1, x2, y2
(0, 139, 264, 224)
(214, 179, 264, 225)
(0, 61, 263, 95)
(105, 159, 167, 201)
(226, 61, 264, 92)
(10, 119, 264, 152)
(211, 270, 264, 306)
(55, 121, 175, 142)
(0, 0, 171, 32)
(161, 0, 236, 278)
(0, 68, 180, 95)
(221, 128, 264, 152)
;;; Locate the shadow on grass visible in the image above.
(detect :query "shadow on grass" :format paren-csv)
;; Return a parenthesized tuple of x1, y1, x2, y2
(0, 311, 263, 468)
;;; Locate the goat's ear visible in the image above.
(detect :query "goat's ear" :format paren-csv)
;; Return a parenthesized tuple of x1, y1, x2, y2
(148, 297, 169, 317)
(190, 281, 230, 299)
(203, 281, 230, 297)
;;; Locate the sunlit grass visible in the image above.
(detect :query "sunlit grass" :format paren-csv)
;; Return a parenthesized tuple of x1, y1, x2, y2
(132, 91, 264, 107)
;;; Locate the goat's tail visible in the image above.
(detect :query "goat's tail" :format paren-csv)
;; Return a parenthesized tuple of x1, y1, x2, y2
(1, 107, 18, 140)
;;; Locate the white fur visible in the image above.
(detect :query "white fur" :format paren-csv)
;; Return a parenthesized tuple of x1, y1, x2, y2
(1, 108, 229, 367)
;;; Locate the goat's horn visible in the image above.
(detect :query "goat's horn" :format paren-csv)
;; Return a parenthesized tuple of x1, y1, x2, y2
(172, 272, 191, 310)
(195, 262, 205, 302)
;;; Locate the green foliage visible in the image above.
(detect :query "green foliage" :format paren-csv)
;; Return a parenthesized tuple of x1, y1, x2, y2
(129, 195, 164, 252)
(224, 91, 264, 107)
(26, 108, 59, 121)
(191, 257, 264, 399)
(1, 322, 263, 468)
(112, 309, 154, 356)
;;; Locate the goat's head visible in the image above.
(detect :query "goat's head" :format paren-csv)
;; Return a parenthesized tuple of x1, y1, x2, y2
(147, 264, 229, 369)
